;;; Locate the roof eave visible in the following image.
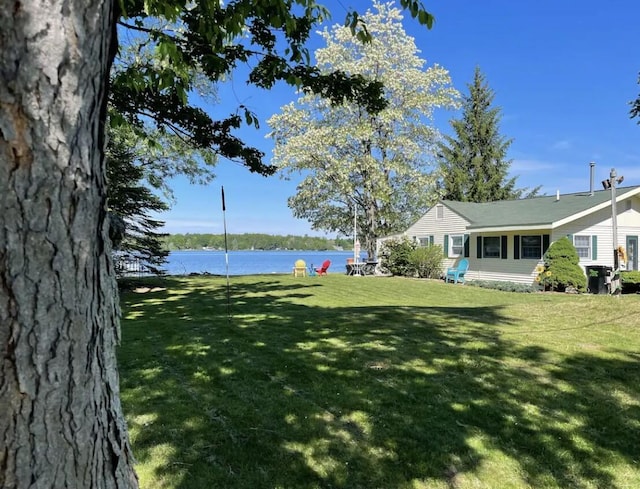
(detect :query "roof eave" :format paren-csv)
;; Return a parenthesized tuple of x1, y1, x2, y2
(467, 224, 551, 233)
(553, 186, 640, 228)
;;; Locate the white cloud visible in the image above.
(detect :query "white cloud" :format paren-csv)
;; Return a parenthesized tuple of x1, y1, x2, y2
(551, 139, 572, 150)
(510, 158, 558, 173)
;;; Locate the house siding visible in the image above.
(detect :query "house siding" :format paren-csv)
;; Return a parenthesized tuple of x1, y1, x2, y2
(558, 196, 640, 270)
(382, 193, 640, 281)
(467, 232, 548, 284)
(405, 204, 469, 270)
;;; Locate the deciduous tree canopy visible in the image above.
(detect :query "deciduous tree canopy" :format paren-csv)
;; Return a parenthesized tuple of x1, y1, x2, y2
(2, 1, 437, 487)
(112, 0, 434, 176)
(269, 2, 458, 258)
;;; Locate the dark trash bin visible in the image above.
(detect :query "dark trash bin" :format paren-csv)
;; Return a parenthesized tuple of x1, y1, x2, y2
(586, 265, 612, 294)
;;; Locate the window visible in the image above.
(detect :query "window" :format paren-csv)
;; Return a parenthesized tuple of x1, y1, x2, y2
(450, 235, 464, 256)
(483, 236, 501, 258)
(436, 205, 444, 219)
(573, 235, 591, 259)
(418, 237, 432, 247)
(521, 235, 542, 259)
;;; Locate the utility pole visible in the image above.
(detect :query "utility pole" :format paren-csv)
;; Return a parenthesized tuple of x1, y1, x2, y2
(610, 168, 621, 296)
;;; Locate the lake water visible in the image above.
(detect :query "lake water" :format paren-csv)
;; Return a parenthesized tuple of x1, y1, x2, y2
(165, 250, 361, 276)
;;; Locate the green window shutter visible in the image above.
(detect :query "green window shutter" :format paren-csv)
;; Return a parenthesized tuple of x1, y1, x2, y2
(463, 234, 470, 257)
(477, 236, 482, 259)
(514, 235, 520, 260)
(501, 235, 508, 259)
(542, 234, 550, 255)
(592, 235, 597, 260)
(443, 234, 449, 257)
(429, 235, 434, 246)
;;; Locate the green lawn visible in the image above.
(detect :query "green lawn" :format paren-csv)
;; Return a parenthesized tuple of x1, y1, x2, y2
(118, 274, 640, 489)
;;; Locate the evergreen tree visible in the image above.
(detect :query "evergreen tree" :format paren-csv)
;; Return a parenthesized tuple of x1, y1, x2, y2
(540, 237, 586, 292)
(632, 71, 640, 123)
(438, 67, 538, 202)
(106, 131, 169, 275)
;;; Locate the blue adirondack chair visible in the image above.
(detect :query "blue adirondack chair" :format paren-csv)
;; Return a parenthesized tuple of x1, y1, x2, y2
(445, 258, 469, 284)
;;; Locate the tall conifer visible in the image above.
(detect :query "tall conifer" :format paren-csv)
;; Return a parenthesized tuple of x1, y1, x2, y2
(106, 133, 170, 275)
(438, 67, 538, 202)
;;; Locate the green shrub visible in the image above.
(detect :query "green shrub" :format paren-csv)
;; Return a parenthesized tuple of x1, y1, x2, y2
(467, 280, 537, 293)
(539, 237, 586, 292)
(409, 245, 444, 278)
(621, 270, 640, 294)
(379, 237, 417, 276)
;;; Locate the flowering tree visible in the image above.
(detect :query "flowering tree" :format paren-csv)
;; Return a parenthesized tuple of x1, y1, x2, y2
(268, 2, 459, 259)
(1, 0, 437, 487)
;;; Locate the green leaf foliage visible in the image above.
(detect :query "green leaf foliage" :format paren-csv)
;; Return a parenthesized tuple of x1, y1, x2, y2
(631, 72, 640, 124)
(467, 280, 538, 293)
(542, 237, 587, 292)
(106, 128, 170, 275)
(111, 0, 436, 176)
(438, 67, 540, 202)
(269, 2, 459, 259)
(379, 236, 418, 276)
(409, 245, 444, 278)
(163, 233, 351, 251)
(621, 270, 640, 294)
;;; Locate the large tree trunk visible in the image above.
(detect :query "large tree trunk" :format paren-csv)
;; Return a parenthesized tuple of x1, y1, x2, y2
(0, 1, 138, 488)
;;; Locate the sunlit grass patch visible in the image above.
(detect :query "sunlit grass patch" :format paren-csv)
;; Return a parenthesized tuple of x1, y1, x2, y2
(118, 274, 640, 489)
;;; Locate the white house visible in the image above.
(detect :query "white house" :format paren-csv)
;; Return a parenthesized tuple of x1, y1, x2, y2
(383, 185, 640, 284)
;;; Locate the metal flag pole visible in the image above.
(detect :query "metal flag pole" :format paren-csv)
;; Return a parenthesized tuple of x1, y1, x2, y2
(353, 201, 357, 264)
(221, 186, 231, 320)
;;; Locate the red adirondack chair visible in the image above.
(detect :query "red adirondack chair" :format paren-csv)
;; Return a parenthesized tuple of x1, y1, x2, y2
(315, 260, 331, 276)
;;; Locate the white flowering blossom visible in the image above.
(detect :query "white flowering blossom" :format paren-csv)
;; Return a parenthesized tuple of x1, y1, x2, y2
(268, 1, 459, 258)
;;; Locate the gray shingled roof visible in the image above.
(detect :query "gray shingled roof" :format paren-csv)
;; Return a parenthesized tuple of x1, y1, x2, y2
(443, 186, 640, 229)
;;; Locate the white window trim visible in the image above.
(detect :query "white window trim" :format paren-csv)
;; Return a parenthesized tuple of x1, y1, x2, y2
(573, 235, 591, 261)
(436, 205, 444, 220)
(449, 234, 464, 257)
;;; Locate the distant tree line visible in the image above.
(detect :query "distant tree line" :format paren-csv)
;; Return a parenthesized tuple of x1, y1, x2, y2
(163, 233, 353, 251)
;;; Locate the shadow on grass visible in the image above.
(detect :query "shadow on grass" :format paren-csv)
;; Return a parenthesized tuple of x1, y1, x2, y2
(118, 277, 640, 489)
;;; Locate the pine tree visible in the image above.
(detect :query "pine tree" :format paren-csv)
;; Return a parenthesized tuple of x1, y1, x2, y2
(632, 72, 640, 123)
(106, 132, 170, 276)
(438, 67, 538, 202)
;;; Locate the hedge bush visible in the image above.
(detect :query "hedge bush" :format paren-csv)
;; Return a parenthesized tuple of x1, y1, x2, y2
(467, 280, 537, 293)
(379, 237, 444, 278)
(409, 245, 444, 279)
(621, 270, 640, 294)
(378, 237, 417, 276)
(540, 237, 586, 292)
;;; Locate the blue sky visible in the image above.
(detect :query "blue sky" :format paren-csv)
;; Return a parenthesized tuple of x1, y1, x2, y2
(155, 0, 640, 237)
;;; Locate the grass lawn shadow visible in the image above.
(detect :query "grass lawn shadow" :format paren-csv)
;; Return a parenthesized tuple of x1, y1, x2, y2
(118, 275, 640, 489)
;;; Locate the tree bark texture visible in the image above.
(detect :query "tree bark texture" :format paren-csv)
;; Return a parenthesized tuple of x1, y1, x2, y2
(0, 1, 138, 488)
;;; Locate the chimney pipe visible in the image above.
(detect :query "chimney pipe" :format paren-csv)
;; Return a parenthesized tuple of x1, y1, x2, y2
(590, 161, 595, 195)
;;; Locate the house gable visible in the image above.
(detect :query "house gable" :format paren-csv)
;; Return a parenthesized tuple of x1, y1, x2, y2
(405, 203, 470, 261)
